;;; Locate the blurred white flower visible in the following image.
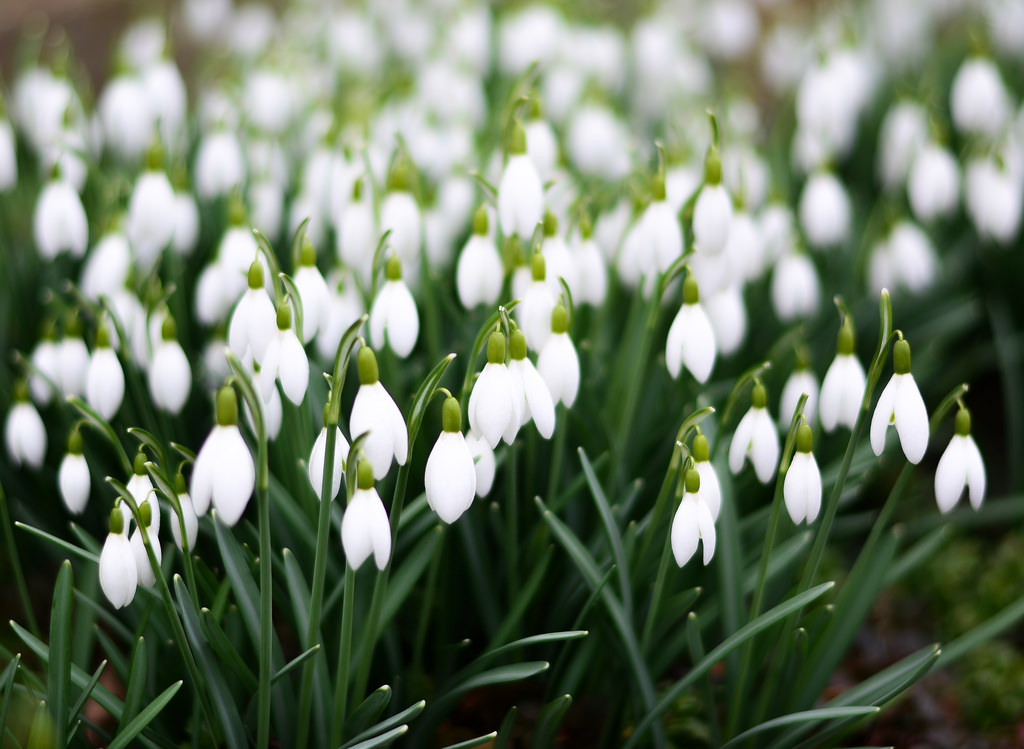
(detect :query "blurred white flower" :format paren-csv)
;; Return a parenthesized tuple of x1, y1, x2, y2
(128, 166, 177, 274)
(59, 431, 90, 514)
(171, 474, 198, 551)
(86, 327, 125, 422)
(868, 221, 937, 296)
(316, 270, 365, 362)
(908, 143, 960, 223)
(98, 74, 154, 162)
(705, 285, 747, 357)
(293, 242, 330, 344)
(965, 157, 1022, 244)
(517, 254, 557, 353)
(34, 177, 88, 260)
(498, 123, 544, 239)
(645, 178, 683, 273)
(665, 276, 716, 383)
(799, 171, 851, 249)
(6, 386, 46, 469)
(0, 119, 17, 191)
(691, 433, 722, 522)
(81, 232, 131, 301)
(820, 320, 867, 433)
(149, 316, 192, 415)
(951, 57, 1009, 139)
(876, 101, 927, 191)
(771, 250, 820, 322)
(456, 208, 503, 309)
(195, 130, 245, 200)
(779, 367, 819, 428)
(693, 184, 732, 256)
(259, 301, 309, 406)
(228, 261, 276, 364)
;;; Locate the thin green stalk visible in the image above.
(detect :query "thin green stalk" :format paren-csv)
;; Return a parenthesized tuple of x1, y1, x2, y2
(330, 564, 356, 748)
(256, 428, 272, 749)
(0, 483, 38, 637)
(640, 530, 675, 655)
(412, 529, 445, 674)
(545, 405, 568, 507)
(612, 293, 660, 493)
(505, 441, 519, 610)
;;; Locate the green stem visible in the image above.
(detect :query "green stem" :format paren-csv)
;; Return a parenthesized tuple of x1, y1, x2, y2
(640, 530, 674, 655)
(412, 529, 445, 674)
(505, 441, 519, 611)
(256, 431, 272, 749)
(546, 405, 568, 509)
(613, 294, 660, 493)
(0, 482, 39, 637)
(330, 564, 356, 747)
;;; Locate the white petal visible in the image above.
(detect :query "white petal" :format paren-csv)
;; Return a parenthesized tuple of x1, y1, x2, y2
(149, 342, 192, 414)
(171, 492, 199, 551)
(750, 409, 780, 484)
(779, 371, 819, 428)
(467, 431, 496, 497)
(99, 533, 137, 608)
(894, 374, 929, 464)
(696, 498, 717, 565)
(341, 489, 392, 570)
(386, 282, 420, 358)
(934, 436, 967, 513)
(6, 402, 47, 469)
(425, 432, 477, 523)
(729, 408, 756, 475)
(671, 496, 700, 567)
(59, 453, 90, 514)
(308, 427, 348, 501)
(469, 364, 513, 449)
(278, 333, 309, 405)
(258, 335, 282, 402)
(209, 426, 255, 526)
(350, 382, 405, 479)
(503, 368, 525, 445)
(964, 436, 986, 509)
(537, 334, 579, 407)
(870, 375, 898, 456)
(695, 461, 722, 522)
(86, 349, 125, 421)
(521, 360, 555, 438)
(784, 457, 808, 524)
(664, 306, 686, 379)
(681, 305, 716, 384)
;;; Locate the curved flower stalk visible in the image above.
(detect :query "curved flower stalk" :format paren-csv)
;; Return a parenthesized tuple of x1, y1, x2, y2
(85, 323, 125, 422)
(5, 382, 46, 469)
(671, 466, 716, 567)
(935, 406, 986, 513)
(149, 314, 192, 415)
(498, 119, 544, 240)
(508, 328, 555, 439)
(59, 428, 90, 514)
(425, 396, 477, 523)
(468, 331, 521, 448)
(729, 381, 779, 484)
(369, 255, 419, 358)
(259, 299, 309, 406)
(191, 385, 256, 526)
(537, 304, 580, 408)
(784, 421, 822, 524)
(99, 502, 138, 609)
(341, 458, 392, 571)
(819, 316, 866, 432)
(870, 336, 928, 464)
(349, 346, 408, 480)
(665, 275, 716, 384)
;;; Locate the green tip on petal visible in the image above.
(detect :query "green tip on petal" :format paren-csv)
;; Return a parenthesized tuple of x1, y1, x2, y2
(531, 252, 546, 281)
(543, 211, 557, 237)
(442, 396, 462, 433)
(300, 236, 316, 267)
(95, 321, 111, 349)
(357, 346, 380, 385)
(651, 175, 666, 201)
(837, 317, 855, 355)
(109, 506, 124, 535)
(683, 275, 700, 305)
(752, 382, 767, 409)
(67, 428, 83, 454)
(507, 120, 527, 155)
(216, 386, 239, 427)
(352, 177, 364, 202)
(796, 422, 813, 453)
(133, 451, 148, 476)
(551, 304, 568, 335)
(14, 380, 30, 402)
(704, 148, 722, 186)
(161, 314, 177, 342)
(693, 433, 709, 462)
(357, 459, 375, 490)
(276, 301, 292, 331)
(385, 254, 403, 281)
(528, 96, 542, 120)
(487, 331, 506, 365)
(65, 310, 83, 338)
(955, 407, 971, 436)
(894, 339, 911, 375)
(248, 260, 264, 290)
(174, 472, 187, 494)
(510, 329, 527, 360)
(472, 205, 489, 235)
(139, 500, 153, 527)
(684, 467, 700, 494)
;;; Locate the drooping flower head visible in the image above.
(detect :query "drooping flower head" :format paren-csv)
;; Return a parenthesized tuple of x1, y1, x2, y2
(517, 252, 557, 353)
(86, 322, 126, 422)
(870, 336, 928, 464)
(293, 236, 329, 344)
(349, 346, 408, 480)
(369, 254, 420, 358)
(425, 396, 477, 524)
(99, 502, 138, 609)
(130, 497, 162, 588)
(341, 458, 392, 571)
(309, 404, 349, 502)
(5, 380, 46, 470)
(665, 275, 716, 384)
(819, 316, 866, 433)
(498, 119, 544, 240)
(934, 405, 986, 514)
(671, 466, 717, 567)
(729, 381, 780, 484)
(457, 205, 503, 309)
(692, 431, 722, 522)
(149, 314, 192, 415)
(191, 385, 256, 525)
(258, 298, 309, 406)
(171, 472, 198, 552)
(537, 304, 580, 408)
(508, 328, 555, 439)
(784, 422, 822, 525)
(468, 331, 521, 448)
(693, 130, 732, 255)
(59, 427, 90, 514)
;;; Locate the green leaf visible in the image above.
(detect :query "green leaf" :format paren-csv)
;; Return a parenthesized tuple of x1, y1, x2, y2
(478, 631, 588, 666)
(531, 694, 572, 749)
(884, 527, 949, 585)
(214, 520, 261, 649)
(623, 582, 835, 748)
(0, 653, 21, 738)
(121, 637, 147, 730)
(199, 609, 258, 691)
(273, 645, 321, 685)
(493, 707, 517, 749)
(345, 685, 392, 739)
(940, 594, 1024, 665)
(344, 724, 408, 749)
(722, 707, 879, 749)
(67, 395, 132, 474)
(66, 660, 105, 737)
(48, 560, 73, 748)
(455, 661, 549, 694)
(488, 545, 553, 648)
(579, 447, 633, 613)
(442, 731, 499, 749)
(16, 522, 98, 564)
(107, 680, 183, 749)
(381, 525, 443, 629)
(342, 699, 425, 749)
(127, 427, 168, 473)
(279, 272, 306, 347)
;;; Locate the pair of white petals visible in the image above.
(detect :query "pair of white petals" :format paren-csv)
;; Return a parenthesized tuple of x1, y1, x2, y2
(665, 303, 716, 383)
(86, 349, 126, 422)
(191, 424, 256, 527)
(6, 402, 46, 469)
(350, 382, 409, 481)
(537, 333, 579, 408)
(729, 406, 780, 484)
(341, 487, 392, 571)
(369, 280, 419, 358)
(425, 431, 477, 524)
(497, 153, 543, 239)
(870, 372, 928, 464)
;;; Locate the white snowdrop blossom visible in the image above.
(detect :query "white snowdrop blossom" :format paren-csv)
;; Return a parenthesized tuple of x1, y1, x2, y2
(58, 324, 90, 398)
(573, 215, 608, 306)
(126, 451, 160, 536)
(517, 253, 557, 353)
(98, 74, 154, 162)
(425, 397, 478, 524)
(28, 335, 60, 406)
(908, 144, 960, 223)
(693, 145, 732, 255)
(876, 101, 928, 191)
(81, 232, 131, 301)
(0, 118, 17, 191)
(229, 261, 276, 364)
(466, 430, 496, 498)
(965, 158, 1022, 245)
(799, 171, 851, 249)
(149, 316, 192, 415)
(172, 187, 200, 255)
(539, 211, 578, 296)
(194, 130, 245, 200)
(705, 285, 747, 358)
(729, 383, 780, 484)
(86, 325, 125, 422)
(341, 460, 392, 571)
(127, 161, 177, 273)
(779, 366, 819, 428)
(171, 474, 198, 552)
(379, 159, 423, 281)
(537, 305, 580, 408)
(950, 57, 1009, 139)
(191, 387, 256, 526)
(99, 504, 138, 609)
(130, 504, 162, 589)
(508, 329, 555, 439)
(645, 176, 683, 272)
(316, 270, 365, 361)
(784, 423, 822, 525)
(349, 347, 409, 481)
(6, 384, 46, 469)
(723, 211, 766, 283)
(771, 250, 820, 322)
(665, 276, 716, 383)
(934, 407, 986, 514)
(868, 221, 937, 296)
(468, 332, 522, 449)
(258, 300, 309, 406)
(292, 239, 330, 343)
(34, 176, 88, 260)
(691, 433, 722, 522)
(456, 207, 503, 309)
(819, 318, 867, 433)
(871, 338, 929, 464)
(308, 418, 350, 502)
(671, 467, 717, 567)
(497, 122, 544, 239)
(59, 429, 90, 514)
(337, 179, 377, 288)
(369, 256, 420, 358)
(525, 112, 558, 180)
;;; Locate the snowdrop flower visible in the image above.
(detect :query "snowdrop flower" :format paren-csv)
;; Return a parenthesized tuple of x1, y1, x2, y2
(149, 315, 192, 415)
(820, 317, 867, 433)
(369, 256, 419, 358)
(671, 467, 716, 567)
(508, 329, 555, 439)
(466, 430, 496, 498)
(645, 175, 683, 273)
(126, 451, 160, 535)
(723, 210, 766, 283)
(316, 270, 365, 361)
(86, 324, 125, 422)
(729, 382, 779, 484)
(965, 158, 1022, 245)
(540, 211, 578, 296)
(28, 330, 60, 406)
(908, 144, 960, 223)
(259, 300, 309, 406)
(341, 459, 392, 571)
(468, 332, 521, 449)
(871, 337, 928, 464)
(868, 221, 938, 296)
(876, 101, 927, 191)
(573, 214, 607, 306)
(34, 175, 88, 260)
(950, 58, 1009, 140)
(457, 206, 503, 309)
(665, 276, 716, 383)
(99, 503, 138, 609)
(81, 232, 131, 301)
(779, 361, 819, 428)
(692, 433, 722, 522)
(308, 407, 350, 502)
(525, 101, 558, 180)
(171, 178, 200, 256)
(705, 285, 747, 358)
(6, 382, 46, 469)
(59, 428, 90, 514)
(350, 346, 408, 481)
(537, 305, 580, 408)
(498, 120, 544, 240)
(98, 74, 154, 163)
(194, 130, 245, 200)
(0, 116, 17, 191)
(127, 144, 176, 273)
(337, 179, 377, 288)
(424, 397, 478, 524)
(799, 171, 851, 249)
(784, 422, 822, 525)
(517, 253, 557, 353)
(771, 250, 820, 322)
(379, 158, 422, 282)
(191, 386, 256, 525)
(693, 142, 732, 255)
(130, 501, 161, 588)
(58, 315, 90, 398)
(935, 407, 986, 513)
(229, 261, 276, 364)
(170, 473, 198, 552)
(293, 238, 329, 344)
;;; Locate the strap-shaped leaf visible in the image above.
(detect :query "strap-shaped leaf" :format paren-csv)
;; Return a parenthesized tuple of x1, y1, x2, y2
(722, 707, 879, 749)
(48, 560, 73, 747)
(344, 685, 393, 739)
(107, 680, 182, 749)
(342, 699, 425, 749)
